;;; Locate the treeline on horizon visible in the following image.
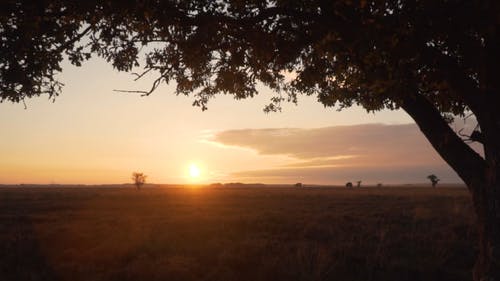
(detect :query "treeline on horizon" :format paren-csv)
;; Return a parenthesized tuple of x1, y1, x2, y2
(0, 183, 467, 188)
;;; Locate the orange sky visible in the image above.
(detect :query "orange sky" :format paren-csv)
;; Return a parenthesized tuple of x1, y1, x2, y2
(0, 58, 467, 185)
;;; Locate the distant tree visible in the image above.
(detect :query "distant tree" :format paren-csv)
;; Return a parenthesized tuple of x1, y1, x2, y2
(294, 182, 303, 188)
(356, 181, 362, 188)
(345, 182, 353, 189)
(427, 174, 440, 188)
(2, 2, 500, 279)
(131, 172, 147, 190)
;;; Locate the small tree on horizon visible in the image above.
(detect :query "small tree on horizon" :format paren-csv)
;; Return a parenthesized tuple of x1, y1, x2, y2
(132, 172, 147, 190)
(427, 174, 440, 188)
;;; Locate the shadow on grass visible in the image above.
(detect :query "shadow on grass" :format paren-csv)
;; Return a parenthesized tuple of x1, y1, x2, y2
(0, 215, 58, 281)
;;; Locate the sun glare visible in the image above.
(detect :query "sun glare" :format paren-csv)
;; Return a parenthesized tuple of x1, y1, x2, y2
(189, 164, 201, 179)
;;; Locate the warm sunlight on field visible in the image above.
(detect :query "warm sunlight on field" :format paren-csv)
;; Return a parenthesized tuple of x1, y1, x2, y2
(0, 186, 474, 281)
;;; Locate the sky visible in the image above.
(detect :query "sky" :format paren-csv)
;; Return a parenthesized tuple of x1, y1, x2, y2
(0, 57, 468, 185)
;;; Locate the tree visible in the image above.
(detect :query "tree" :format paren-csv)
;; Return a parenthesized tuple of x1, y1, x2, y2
(131, 172, 147, 190)
(356, 180, 362, 188)
(427, 174, 440, 188)
(1, 1, 499, 279)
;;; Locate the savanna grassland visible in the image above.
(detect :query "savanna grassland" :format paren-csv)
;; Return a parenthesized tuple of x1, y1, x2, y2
(0, 186, 476, 281)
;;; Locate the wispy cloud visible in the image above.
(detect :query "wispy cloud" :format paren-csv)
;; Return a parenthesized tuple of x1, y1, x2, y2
(213, 124, 443, 165)
(210, 124, 464, 184)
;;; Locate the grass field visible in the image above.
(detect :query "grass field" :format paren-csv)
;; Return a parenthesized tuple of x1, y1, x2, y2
(0, 186, 477, 281)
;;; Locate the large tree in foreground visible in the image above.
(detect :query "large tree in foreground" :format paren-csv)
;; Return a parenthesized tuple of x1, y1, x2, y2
(1, 1, 499, 279)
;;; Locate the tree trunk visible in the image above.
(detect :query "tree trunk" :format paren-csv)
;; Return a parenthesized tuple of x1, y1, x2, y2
(472, 112, 500, 280)
(472, 180, 500, 281)
(475, 4, 500, 279)
(400, 94, 500, 280)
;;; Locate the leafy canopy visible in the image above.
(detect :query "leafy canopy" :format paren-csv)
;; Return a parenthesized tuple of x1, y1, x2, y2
(0, 1, 492, 115)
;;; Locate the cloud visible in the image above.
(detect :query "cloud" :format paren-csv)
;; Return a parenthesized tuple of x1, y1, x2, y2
(211, 123, 466, 184)
(214, 124, 443, 166)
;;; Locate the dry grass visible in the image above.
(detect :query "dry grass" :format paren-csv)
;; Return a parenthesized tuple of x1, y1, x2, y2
(0, 186, 476, 281)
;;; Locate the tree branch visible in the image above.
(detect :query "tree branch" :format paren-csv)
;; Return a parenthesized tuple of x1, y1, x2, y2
(421, 46, 485, 114)
(55, 25, 93, 53)
(113, 74, 163, 96)
(401, 94, 486, 188)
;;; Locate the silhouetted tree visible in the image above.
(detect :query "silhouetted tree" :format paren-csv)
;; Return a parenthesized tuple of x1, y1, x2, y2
(1, 2, 500, 279)
(295, 183, 303, 188)
(356, 181, 362, 188)
(131, 172, 147, 190)
(345, 182, 353, 188)
(427, 174, 440, 188)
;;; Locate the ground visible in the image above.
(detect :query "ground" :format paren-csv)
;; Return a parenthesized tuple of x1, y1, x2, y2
(0, 186, 476, 281)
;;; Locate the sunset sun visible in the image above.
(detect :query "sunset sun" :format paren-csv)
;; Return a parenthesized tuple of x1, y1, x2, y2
(189, 164, 201, 179)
